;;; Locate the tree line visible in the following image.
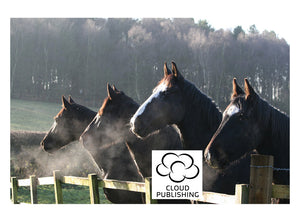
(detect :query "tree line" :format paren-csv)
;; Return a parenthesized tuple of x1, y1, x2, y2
(10, 18, 289, 113)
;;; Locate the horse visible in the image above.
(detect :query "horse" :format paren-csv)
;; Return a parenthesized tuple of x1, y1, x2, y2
(80, 84, 184, 178)
(80, 84, 191, 204)
(41, 96, 96, 154)
(40, 96, 144, 203)
(130, 62, 253, 194)
(204, 78, 290, 186)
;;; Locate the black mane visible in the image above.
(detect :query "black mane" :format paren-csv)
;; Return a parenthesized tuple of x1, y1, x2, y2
(254, 95, 290, 171)
(71, 103, 96, 120)
(255, 97, 289, 142)
(183, 79, 222, 131)
(178, 79, 222, 149)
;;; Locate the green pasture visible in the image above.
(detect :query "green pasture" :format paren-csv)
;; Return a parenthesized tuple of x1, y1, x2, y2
(10, 98, 98, 131)
(11, 99, 62, 131)
(13, 184, 109, 204)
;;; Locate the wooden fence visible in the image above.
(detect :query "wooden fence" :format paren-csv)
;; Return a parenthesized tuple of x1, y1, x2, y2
(10, 154, 289, 204)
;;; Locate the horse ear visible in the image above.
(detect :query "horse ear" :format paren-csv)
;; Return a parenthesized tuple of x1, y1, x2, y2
(112, 84, 119, 92)
(62, 96, 72, 110)
(231, 78, 244, 99)
(164, 62, 171, 77)
(68, 95, 75, 104)
(244, 78, 257, 100)
(107, 83, 117, 100)
(171, 61, 183, 80)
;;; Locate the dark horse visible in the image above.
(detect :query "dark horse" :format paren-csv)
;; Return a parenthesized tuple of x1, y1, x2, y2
(130, 62, 253, 194)
(80, 84, 189, 204)
(41, 96, 96, 154)
(204, 78, 290, 185)
(81, 84, 183, 178)
(40, 96, 144, 203)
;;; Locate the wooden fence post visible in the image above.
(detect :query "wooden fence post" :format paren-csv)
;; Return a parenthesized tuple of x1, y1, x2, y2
(11, 177, 18, 204)
(88, 174, 100, 204)
(235, 184, 249, 204)
(145, 177, 157, 204)
(30, 175, 38, 204)
(53, 170, 63, 204)
(249, 154, 273, 204)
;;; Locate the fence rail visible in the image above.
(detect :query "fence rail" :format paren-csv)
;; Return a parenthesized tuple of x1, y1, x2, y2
(10, 154, 289, 204)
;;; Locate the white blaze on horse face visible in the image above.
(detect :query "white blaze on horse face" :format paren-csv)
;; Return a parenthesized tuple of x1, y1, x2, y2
(224, 104, 240, 118)
(130, 82, 168, 127)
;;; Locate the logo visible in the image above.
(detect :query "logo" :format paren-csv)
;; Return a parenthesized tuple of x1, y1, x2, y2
(152, 150, 202, 200)
(156, 152, 199, 183)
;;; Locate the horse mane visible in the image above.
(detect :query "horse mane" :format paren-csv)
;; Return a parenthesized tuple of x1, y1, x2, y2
(99, 92, 139, 118)
(182, 79, 222, 131)
(74, 103, 96, 118)
(255, 95, 289, 149)
(55, 101, 96, 119)
(98, 97, 109, 116)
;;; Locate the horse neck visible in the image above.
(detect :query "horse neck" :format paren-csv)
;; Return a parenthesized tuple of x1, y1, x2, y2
(91, 141, 143, 181)
(256, 100, 290, 169)
(177, 80, 222, 149)
(93, 100, 143, 179)
(72, 107, 97, 139)
(82, 107, 97, 124)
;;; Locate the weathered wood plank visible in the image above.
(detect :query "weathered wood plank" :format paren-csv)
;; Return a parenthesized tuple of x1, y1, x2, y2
(53, 170, 63, 204)
(272, 185, 289, 199)
(197, 192, 236, 204)
(249, 154, 274, 203)
(98, 179, 145, 193)
(235, 184, 249, 204)
(89, 174, 100, 204)
(62, 176, 89, 186)
(11, 177, 18, 204)
(30, 175, 38, 204)
(145, 177, 157, 204)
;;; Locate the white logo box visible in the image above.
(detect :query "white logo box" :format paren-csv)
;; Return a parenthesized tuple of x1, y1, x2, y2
(152, 150, 203, 200)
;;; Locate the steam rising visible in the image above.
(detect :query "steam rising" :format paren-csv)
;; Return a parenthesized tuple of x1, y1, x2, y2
(11, 131, 104, 179)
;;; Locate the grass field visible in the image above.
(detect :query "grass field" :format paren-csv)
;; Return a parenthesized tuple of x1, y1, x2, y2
(14, 184, 92, 204)
(11, 98, 98, 131)
(10, 98, 111, 204)
(11, 99, 62, 131)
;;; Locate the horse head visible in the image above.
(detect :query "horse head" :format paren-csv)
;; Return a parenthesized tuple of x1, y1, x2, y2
(130, 62, 186, 138)
(80, 84, 138, 150)
(204, 78, 263, 169)
(41, 96, 94, 153)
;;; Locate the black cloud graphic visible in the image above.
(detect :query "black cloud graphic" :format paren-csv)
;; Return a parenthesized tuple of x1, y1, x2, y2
(156, 152, 199, 183)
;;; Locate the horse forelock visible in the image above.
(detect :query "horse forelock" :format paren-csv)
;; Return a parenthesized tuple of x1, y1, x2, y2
(154, 74, 175, 92)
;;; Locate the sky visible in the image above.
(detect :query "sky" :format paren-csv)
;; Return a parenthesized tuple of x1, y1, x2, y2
(191, 0, 295, 43)
(4, 0, 297, 44)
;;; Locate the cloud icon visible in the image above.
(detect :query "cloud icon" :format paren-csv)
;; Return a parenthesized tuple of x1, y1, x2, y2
(156, 152, 200, 183)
